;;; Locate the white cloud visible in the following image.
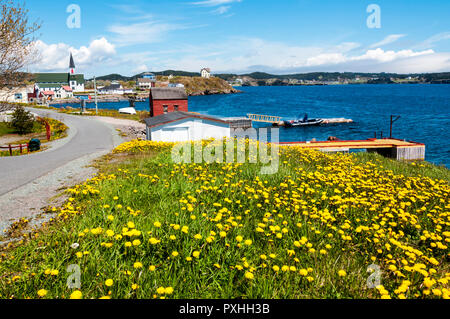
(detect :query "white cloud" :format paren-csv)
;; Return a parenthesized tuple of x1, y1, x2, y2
(108, 21, 184, 47)
(352, 48, 433, 63)
(133, 64, 150, 73)
(31, 37, 116, 73)
(212, 6, 231, 15)
(415, 31, 450, 50)
(369, 34, 406, 48)
(149, 37, 449, 74)
(28, 34, 450, 78)
(191, 0, 242, 6)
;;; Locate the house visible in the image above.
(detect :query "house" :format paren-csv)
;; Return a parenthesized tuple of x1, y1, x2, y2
(0, 85, 34, 104)
(144, 111, 231, 142)
(201, 68, 211, 79)
(168, 83, 185, 88)
(34, 84, 74, 99)
(137, 78, 155, 89)
(149, 87, 188, 117)
(98, 83, 134, 95)
(34, 53, 85, 94)
(141, 72, 156, 80)
(35, 73, 85, 94)
(98, 83, 122, 95)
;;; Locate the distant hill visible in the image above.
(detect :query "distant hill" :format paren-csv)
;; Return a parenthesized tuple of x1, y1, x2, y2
(88, 71, 450, 85)
(89, 70, 201, 82)
(165, 76, 239, 96)
(94, 74, 130, 81)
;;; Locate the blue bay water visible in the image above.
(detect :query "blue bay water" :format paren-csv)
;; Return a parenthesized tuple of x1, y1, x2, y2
(67, 85, 450, 167)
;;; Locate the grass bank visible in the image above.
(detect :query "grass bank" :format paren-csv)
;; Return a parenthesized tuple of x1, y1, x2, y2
(31, 105, 148, 122)
(0, 122, 15, 137)
(0, 140, 448, 299)
(0, 117, 68, 156)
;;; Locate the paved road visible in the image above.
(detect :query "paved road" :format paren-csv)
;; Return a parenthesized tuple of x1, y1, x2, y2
(0, 108, 119, 196)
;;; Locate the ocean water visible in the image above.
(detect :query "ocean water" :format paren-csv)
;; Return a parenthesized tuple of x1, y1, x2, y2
(65, 85, 450, 167)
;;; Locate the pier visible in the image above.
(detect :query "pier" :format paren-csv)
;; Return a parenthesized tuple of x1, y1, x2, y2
(279, 138, 425, 161)
(247, 114, 282, 123)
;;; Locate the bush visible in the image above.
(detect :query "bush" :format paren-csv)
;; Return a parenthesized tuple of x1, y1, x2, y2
(10, 106, 35, 135)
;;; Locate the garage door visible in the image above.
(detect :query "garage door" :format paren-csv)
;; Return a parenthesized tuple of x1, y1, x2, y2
(162, 127, 189, 142)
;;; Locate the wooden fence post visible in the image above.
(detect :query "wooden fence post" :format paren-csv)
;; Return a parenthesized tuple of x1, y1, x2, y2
(8, 144, 12, 156)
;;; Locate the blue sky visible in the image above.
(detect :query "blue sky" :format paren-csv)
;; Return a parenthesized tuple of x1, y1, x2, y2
(26, 0, 450, 77)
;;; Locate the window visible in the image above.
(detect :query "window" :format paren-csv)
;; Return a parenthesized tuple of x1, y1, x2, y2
(174, 105, 179, 111)
(163, 105, 168, 114)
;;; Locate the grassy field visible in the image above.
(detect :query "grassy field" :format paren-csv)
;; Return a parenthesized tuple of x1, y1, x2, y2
(0, 139, 448, 299)
(0, 122, 15, 137)
(0, 118, 68, 156)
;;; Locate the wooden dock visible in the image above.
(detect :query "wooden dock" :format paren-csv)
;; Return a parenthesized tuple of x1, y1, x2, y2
(279, 138, 425, 161)
(247, 114, 282, 123)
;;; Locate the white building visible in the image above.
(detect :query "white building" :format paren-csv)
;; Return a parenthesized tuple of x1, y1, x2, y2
(34, 53, 85, 95)
(201, 68, 211, 79)
(98, 83, 134, 95)
(145, 111, 231, 142)
(137, 78, 155, 89)
(35, 84, 73, 99)
(0, 85, 34, 104)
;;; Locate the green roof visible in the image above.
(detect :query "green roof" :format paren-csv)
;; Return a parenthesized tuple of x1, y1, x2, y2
(37, 83, 62, 89)
(34, 73, 85, 84)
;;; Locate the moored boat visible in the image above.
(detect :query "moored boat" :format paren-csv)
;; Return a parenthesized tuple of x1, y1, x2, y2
(118, 107, 137, 115)
(283, 114, 323, 127)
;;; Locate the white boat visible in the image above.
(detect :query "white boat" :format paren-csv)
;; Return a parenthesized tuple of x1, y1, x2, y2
(118, 107, 137, 115)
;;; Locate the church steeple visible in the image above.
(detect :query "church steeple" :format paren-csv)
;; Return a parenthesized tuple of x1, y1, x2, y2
(69, 53, 76, 74)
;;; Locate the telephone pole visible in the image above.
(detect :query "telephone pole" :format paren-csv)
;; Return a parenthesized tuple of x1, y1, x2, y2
(94, 76, 98, 114)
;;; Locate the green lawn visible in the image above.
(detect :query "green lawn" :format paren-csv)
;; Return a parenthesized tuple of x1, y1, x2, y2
(0, 140, 448, 299)
(0, 122, 15, 137)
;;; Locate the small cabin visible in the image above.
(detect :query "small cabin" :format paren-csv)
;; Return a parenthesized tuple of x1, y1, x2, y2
(201, 68, 211, 78)
(145, 111, 231, 142)
(149, 87, 188, 117)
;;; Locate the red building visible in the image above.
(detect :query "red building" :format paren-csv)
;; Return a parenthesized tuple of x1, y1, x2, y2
(150, 88, 188, 117)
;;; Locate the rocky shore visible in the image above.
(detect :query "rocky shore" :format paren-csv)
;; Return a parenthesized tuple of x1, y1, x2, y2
(189, 87, 241, 96)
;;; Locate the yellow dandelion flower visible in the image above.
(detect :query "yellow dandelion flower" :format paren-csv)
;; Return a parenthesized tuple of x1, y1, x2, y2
(70, 290, 82, 299)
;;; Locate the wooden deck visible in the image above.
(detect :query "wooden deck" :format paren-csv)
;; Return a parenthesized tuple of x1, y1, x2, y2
(279, 138, 426, 161)
(247, 114, 282, 123)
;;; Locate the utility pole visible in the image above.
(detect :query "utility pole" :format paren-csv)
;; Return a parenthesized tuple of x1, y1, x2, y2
(390, 115, 401, 139)
(94, 76, 98, 114)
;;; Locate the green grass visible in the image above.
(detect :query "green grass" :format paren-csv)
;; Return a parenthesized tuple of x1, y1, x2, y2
(0, 118, 68, 156)
(0, 141, 448, 299)
(30, 106, 148, 123)
(354, 152, 450, 182)
(0, 122, 15, 137)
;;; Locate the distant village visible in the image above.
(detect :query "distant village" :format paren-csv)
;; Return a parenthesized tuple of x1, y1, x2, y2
(0, 53, 215, 105)
(225, 74, 450, 87)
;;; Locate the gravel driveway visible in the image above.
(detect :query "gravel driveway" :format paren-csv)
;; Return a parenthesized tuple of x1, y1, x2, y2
(0, 108, 123, 234)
